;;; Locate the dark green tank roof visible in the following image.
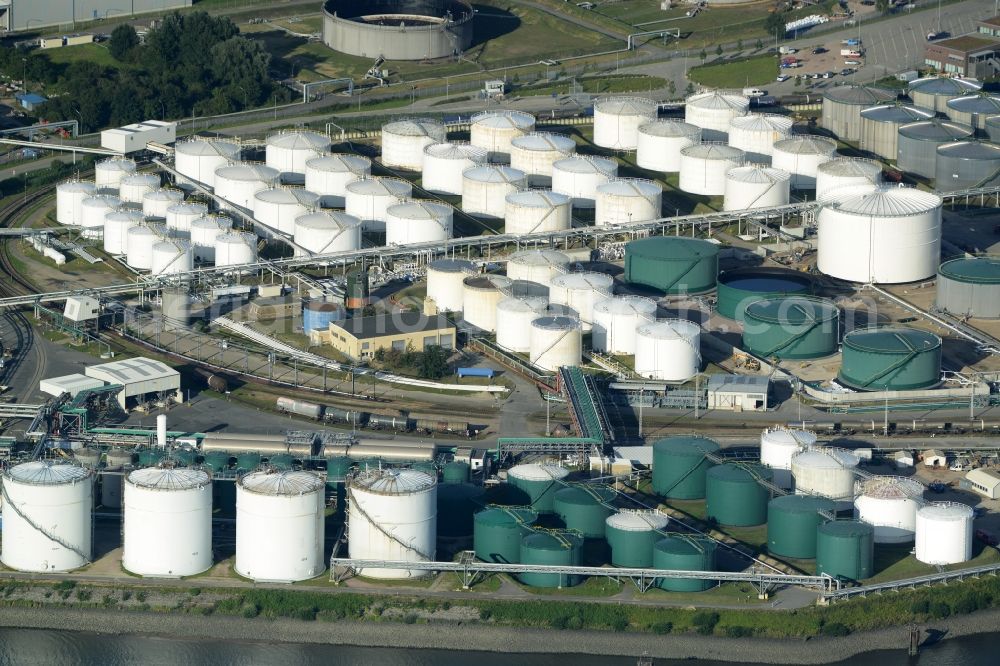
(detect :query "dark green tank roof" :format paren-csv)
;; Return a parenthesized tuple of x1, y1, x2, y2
(654, 535, 716, 555)
(819, 520, 874, 538)
(475, 507, 538, 527)
(769, 494, 836, 514)
(626, 236, 719, 261)
(553, 485, 617, 506)
(706, 463, 773, 484)
(522, 532, 582, 551)
(744, 296, 840, 325)
(843, 327, 941, 354)
(653, 435, 721, 458)
(939, 256, 1000, 284)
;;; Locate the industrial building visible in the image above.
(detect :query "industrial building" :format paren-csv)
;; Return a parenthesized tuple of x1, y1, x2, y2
(924, 35, 1000, 78)
(0, 0, 192, 32)
(322, 313, 456, 360)
(964, 468, 1000, 500)
(81, 357, 182, 409)
(101, 120, 177, 155)
(322, 0, 475, 60)
(705, 375, 769, 412)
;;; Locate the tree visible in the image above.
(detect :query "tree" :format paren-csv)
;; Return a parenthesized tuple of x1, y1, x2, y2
(764, 11, 786, 40)
(418, 345, 450, 380)
(699, 48, 707, 61)
(109, 24, 139, 61)
(736, 39, 743, 52)
(875, 0, 890, 12)
(715, 44, 723, 57)
(756, 38, 763, 50)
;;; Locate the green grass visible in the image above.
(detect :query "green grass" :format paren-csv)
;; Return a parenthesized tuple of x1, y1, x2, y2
(688, 54, 777, 88)
(519, 575, 624, 597)
(515, 74, 667, 98)
(865, 542, 1000, 585)
(41, 43, 126, 69)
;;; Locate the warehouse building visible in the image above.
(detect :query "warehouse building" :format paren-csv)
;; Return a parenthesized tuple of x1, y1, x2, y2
(101, 120, 176, 154)
(706, 375, 769, 412)
(963, 468, 1000, 500)
(39, 373, 107, 399)
(0, 1, 192, 32)
(83, 357, 182, 409)
(321, 313, 455, 360)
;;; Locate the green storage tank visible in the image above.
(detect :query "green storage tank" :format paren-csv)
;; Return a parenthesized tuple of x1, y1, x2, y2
(716, 268, 814, 320)
(653, 536, 717, 592)
(267, 453, 295, 470)
(767, 495, 837, 559)
(507, 463, 570, 513)
(442, 461, 471, 483)
(518, 532, 584, 587)
(201, 451, 232, 474)
(437, 482, 486, 538)
(624, 236, 719, 294)
(474, 507, 538, 563)
(136, 448, 166, 467)
(652, 436, 720, 499)
(816, 520, 874, 580)
(605, 510, 670, 568)
(235, 452, 262, 471)
(553, 485, 617, 539)
(742, 296, 841, 359)
(705, 463, 773, 527)
(838, 327, 942, 391)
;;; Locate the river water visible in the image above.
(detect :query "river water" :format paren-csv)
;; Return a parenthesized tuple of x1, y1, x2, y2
(0, 628, 997, 666)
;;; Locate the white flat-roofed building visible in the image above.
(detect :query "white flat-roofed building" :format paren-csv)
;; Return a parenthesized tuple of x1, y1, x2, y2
(706, 375, 769, 412)
(39, 374, 106, 399)
(964, 468, 1000, 500)
(84, 357, 181, 409)
(101, 120, 177, 154)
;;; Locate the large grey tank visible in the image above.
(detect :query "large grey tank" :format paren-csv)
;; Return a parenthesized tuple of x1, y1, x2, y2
(896, 119, 974, 179)
(908, 77, 982, 113)
(936, 256, 1000, 319)
(945, 94, 1000, 131)
(986, 116, 1000, 143)
(935, 141, 1000, 190)
(821, 85, 897, 142)
(859, 104, 935, 159)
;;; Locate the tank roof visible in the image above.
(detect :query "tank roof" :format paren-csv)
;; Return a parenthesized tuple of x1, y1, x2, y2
(597, 178, 663, 196)
(653, 435, 721, 456)
(606, 510, 669, 531)
(936, 140, 1000, 160)
(345, 177, 412, 195)
(729, 113, 794, 132)
(475, 506, 538, 526)
(550, 271, 613, 290)
(254, 188, 320, 206)
(470, 109, 535, 128)
(531, 315, 581, 330)
(554, 484, 617, 505)
(382, 117, 445, 136)
(843, 326, 942, 353)
(353, 468, 436, 494)
(122, 173, 161, 184)
(508, 463, 569, 481)
(240, 469, 324, 495)
(506, 190, 571, 208)
(522, 532, 581, 550)
(769, 493, 836, 514)
(860, 104, 935, 123)
(918, 502, 974, 520)
(5, 460, 91, 484)
(763, 426, 817, 447)
(463, 274, 513, 290)
(908, 76, 982, 95)
(425, 141, 488, 160)
(897, 119, 974, 141)
(175, 138, 240, 156)
(429, 258, 476, 273)
(215, 163, 279, 181)
(822, 84, 896, 105)
(497, 295, 548, 313)
(463, 165, 526, 183)
(386, 200, 452, 219)
(509, 248, 570, 265)
(726, 165, 791, 184)
(773, 135, 837, 155)
(594, 295, 657, 316)
(792, 447, 860, 469)
(819, 520, 873, 537)
(744, 296, 840, 324)
(106, 210, 144, 221)
(305, 153, 371, 171)
(627, 236, 720, 260)
(167, 202, 208, 214)
(681, 142, 744, 160)
(59, 179, 97, 191)
(191, 214, 232, 230)
(857, 475, 923, 499)
(636, 319, 700, 340)
(128, 467, 210, 490)
(817, 157, 883, 178)
(654, 534, 715, 554)
(820, 185, 942, 216)
(638, 119, 701, 138)
(144, 187, 185, 200)
(266, 130, 330, 149)
(295, 211, 362, 230)
(595, 96, 657, 115)
(82, 194, 121, 207)
(946, 93, 1000, 114)
(552, 154, 617, 174)
(511, 132, 576, 152)
(707, 463, 772, 483)
(686, 90, 750, 110)
(939, 256, 1000, 284)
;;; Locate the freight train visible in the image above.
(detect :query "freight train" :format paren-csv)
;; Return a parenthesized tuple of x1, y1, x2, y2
(788, 420, 1000, 435)
(276, 397, 472, 436)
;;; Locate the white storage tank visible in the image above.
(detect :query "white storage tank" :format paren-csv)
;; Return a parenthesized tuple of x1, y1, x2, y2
(293, 210, 363, 255)
(127, 224, 166, 270)
(385, 200, 453, 246)
(760, 427, 817, 489)
(462, 165, 526, 218)
(236, 470, 326, 582)
(636, 120, 701, 172)
(685, 90, 750, 141)
(122, 467, 213, 577)
(174, 138, 241, 188)
(727, 114, 794, 164)
(771, 135, 838, 189)
(817, 185, 942, 283)
(634, 319, 700, 382)
(150, 238, 194, 275)
(426, 258, 476, 312)
(422, 142, 487, 195)
(506, 249, 571, 290)
(165, 202, 209, 235)
(915, 502, 974, 565)
(265, 130, 331, 175)
(470, 110, 536, 159)
(1, 461, 92, 573)
(854, 476, 923, 544)
(118, 173, 160, 204)
(345, 177, 413, 231)
(252, 187, 319, 235)
(551, 155, 618, 208)
(724, 165, 791, 211)
(595, 178, 662, 226)
(190, 214, 232, 263)
(80, 194, 121, 239)
(214, 163, 280, 210)
(815, 158, 883, 199)
(594, 97, 658, 150)
(510, 132, 577, 184)
(529, 315, 583, 371)
(679, 143, 744, 196)
(549, 271, 614, 332)
(215, 231, 258, 267)
(381, 118, 446, 170)
(496, 296, 549, 352)
(103, 209, 144, 255)
(142, 187, 185, 218)
(57, 179, 98, 226)
(304, 154, 371, 207)
(462, 274, 513, 332)
(790, 447, 860, 509)
(95, 157, 137, 188)
(592, 295, 657, 355)
(504, 190, 572, 235)
(859, 104, 935, 160)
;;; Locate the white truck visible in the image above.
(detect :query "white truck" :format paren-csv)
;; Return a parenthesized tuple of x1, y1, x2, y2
(778, 46, 798, 54)
(840, 49, 863, 57)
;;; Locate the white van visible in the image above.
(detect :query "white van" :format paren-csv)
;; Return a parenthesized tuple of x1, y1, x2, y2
(742, 88, 766, 97)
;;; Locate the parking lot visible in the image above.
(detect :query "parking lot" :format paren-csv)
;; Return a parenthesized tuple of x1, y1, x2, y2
(776, 37, 869, 85)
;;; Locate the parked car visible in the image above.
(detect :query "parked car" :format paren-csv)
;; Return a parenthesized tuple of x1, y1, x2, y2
(844, 59, 862, 66)
(841, 68, 854, 76)
(812, 47, 827, 54)
(822, 71, 835, 78)
(776, 75, 790, 82)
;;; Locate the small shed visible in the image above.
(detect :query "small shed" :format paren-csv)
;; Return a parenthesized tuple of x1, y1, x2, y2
(964, 468, 1000, 500)
(922, 449, 947, 467)
(893, 450, 915, 469)
(16, 93, 48, 111)
(706, 375, 769, 411)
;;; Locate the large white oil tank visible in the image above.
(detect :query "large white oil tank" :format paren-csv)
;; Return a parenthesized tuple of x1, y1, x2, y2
(103, 209, 144, 255)
(1, 461, 92, 573)
(127, 224, 166, 270)
(771, 135, 838, 189)
(462, 165, 526, 218)
(549, 272, 613, 332)
(723, 165, 791, 211)
(293, 211, 363, 255)
(214, 163, 280, 210)
(151, 238, 194, 275)
(510, 132, 577, 185)
(422, 142, 487, 195)
(496, 296, 549, 352)
(122, 467, 213, 577)
(118, 173, 160, 204)
(252, 187, 319, 235)
(506, 249, 571, 290)
(594, 97, 657, 150)
(236, 470, 325, 582)
(817, 185, 942, 283)
(345, 177, 413, 231)
(470, 110, 536, 159)
(595, 178, 662, 226)
(679, 143, 744, 196)
(190, 214, 232, 263)
(790, 447, 860, 509)
(304, 154, 371, 207)
(348, 469, 437, 579)
(634, 319, 700, 381)
(95, 157, 137, 188)
(592, 295, 657, 355)
(165, 202, 209, 235)
(551, 155, 618, 208)
(815, 157, 883, 199)
(915, 502, 974, 565)
(636, 120, 701, 172)
(265, 130, 331, 175)
(504, 190, 572, 235)
(760, 427, 817, 489)
(142, 187, 185, 218)
(381, 118, 446, 170)
(385, 200, 453, 246)
(529, 315, 583, 371)
(57, 179, 98, 226)
(174, 138, 241, 188)
(685, 90, 750, 141)
(426, 258, 476, 312)
(854, 476, 924, 543)
(727, 114, 794, 164)
(215, 231, 258, 267)
(462, 274, 513, 331)
(80, 194, 121, 239)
